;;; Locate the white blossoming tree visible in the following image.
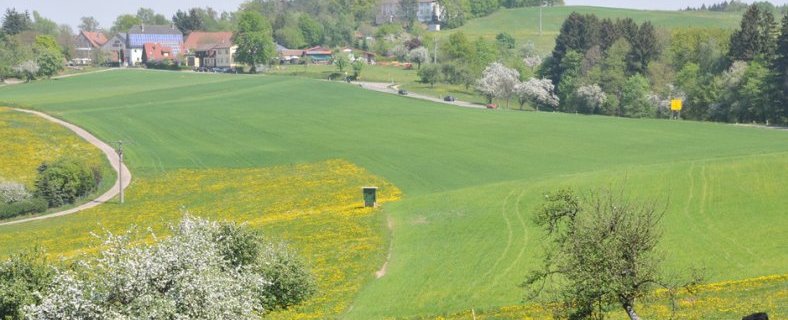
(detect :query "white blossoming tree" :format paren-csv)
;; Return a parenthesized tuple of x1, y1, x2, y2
(476, 62, 520, 108)
(23, 215, 316, 320)
(574, 84, 607, 114)
(13, 61, 39, 83)
(514, 78, 560, 111)
(407, 46, 430, 69)
(0, 181, 31, 203)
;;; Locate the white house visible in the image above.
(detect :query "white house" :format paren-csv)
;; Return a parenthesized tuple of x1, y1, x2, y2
(376, 0, 442, 25)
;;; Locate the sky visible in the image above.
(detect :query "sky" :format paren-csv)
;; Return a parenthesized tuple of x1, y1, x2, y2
(0, 0, 786, 30)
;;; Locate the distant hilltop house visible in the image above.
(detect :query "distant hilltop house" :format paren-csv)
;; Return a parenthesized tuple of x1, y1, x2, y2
(376, 0, 442, 29)
(125, 24, 183, 66)
(73, 31, 108, 65)
(183, 32, 237, 69)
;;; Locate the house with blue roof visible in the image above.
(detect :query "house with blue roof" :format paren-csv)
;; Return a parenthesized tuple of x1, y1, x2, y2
(125, 24, 183, 66)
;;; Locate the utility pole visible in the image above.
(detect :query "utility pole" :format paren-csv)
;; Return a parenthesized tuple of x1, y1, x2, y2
(433, 38, 438, 64)
(116, 141, 124, 204)
(539, 1, 547, 36)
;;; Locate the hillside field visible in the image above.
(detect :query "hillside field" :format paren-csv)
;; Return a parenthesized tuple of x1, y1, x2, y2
(442, 6, 742, 53)
(0, 70, 786, 318)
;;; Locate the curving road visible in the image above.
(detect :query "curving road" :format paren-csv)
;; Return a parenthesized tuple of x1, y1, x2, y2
(354, 81, 485, 109)
(0, 109, 132, 227)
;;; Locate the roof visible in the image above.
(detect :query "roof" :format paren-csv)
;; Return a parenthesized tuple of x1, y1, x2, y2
(280, 49, 305, 57)
(143, 43, 174, 61)
(184, 31, 234, 52)
(128, 24, 182, 35)
(81, 31, 108, 48)
(305, 46, 332, 55)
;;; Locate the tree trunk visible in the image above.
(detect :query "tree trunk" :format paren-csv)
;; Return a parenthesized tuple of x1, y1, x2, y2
(622, 303, 641, 320)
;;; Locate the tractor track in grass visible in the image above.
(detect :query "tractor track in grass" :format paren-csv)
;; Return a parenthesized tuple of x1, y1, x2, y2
(0, 109, 131, 227)
(479, 190, 517, 283)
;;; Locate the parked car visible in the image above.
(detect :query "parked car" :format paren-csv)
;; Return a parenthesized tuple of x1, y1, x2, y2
(398, 89, 408, 95)
(444, 96, 456, 102)
(486, 103, 498, 109)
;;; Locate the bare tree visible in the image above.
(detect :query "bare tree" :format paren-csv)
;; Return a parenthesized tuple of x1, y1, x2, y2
(522, 187, 702, 320)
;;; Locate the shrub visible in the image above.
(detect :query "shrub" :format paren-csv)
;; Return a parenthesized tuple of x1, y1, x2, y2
(34, 158, 101, 208)
(0, 181, 31, 204)
(0, 197, 48, 219)
(0, 247, 55, 320)
(22, 215, 317, 319)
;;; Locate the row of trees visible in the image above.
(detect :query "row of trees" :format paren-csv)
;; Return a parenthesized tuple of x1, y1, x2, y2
(0, 216, 316, 319)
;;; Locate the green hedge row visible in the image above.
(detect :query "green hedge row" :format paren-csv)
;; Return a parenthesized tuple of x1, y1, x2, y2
(0, 197, 48, 219)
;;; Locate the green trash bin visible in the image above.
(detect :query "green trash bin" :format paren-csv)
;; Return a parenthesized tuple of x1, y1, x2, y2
(363, 187, 378, 208)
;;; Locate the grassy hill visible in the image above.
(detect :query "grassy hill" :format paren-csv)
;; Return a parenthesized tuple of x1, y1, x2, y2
(440, 6, 742, 53)
(0, 70, 785, 318)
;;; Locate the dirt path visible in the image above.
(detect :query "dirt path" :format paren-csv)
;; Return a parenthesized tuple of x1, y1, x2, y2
(355, 81, 485, 110)
(375, 214, 395, 279)
(0, 109, 131, 227)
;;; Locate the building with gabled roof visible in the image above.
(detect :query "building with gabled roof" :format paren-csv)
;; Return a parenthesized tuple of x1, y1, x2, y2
(125, 24, 183, 66)
(73, 31, 108, 65)
(142, 43, 174, 64)
(183, 31, 237, 68)
(101, 33, 127, 65)
(376, 0, 441, 26)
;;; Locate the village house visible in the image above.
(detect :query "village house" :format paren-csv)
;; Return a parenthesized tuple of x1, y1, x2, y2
(142, 43, 174, 64)
(125, 24, 183, 66)
(183, 32, 237, 68)
(101, 33, 127, 65)
(375, 0, 442, 27)
(73, 31, 107, 65)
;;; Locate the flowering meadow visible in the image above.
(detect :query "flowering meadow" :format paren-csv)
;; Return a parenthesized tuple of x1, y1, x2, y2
(0, 107, 103, 187)
(430, 275, 787, 320)
(0, 160, 400, 319)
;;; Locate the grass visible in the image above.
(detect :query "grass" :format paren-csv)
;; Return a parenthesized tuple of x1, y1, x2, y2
(0, 160, 400, 319)
(0, 70, 785, 318)
(441, 6, 742, 54)
(0, 107, 116, 220)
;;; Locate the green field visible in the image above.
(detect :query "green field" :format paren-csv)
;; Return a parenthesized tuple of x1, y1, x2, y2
(443, 6, 742, 53)
(0, 70, 786, 318)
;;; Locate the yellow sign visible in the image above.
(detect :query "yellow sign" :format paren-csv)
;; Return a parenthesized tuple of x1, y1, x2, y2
(671, 99, 683, 111)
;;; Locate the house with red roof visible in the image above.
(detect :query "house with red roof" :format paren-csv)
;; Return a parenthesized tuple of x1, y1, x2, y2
(74, 31, 108, 65)
(183, 31, 237, 68)
(142, 43, 175, 64)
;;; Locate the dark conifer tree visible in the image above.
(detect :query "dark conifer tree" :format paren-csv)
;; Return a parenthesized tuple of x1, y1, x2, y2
(729, 4, 777, 61)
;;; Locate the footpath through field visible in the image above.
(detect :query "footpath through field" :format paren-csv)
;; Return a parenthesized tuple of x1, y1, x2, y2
(355, 81, 485, 110)
(0, 109, 132, 226)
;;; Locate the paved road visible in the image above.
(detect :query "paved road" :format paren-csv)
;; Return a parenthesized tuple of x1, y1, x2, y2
(0, 109, 132, 227)
(355, 81, 485, 110)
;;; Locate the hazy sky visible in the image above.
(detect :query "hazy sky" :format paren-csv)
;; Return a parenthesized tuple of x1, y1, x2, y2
(0, 0, 786, 30)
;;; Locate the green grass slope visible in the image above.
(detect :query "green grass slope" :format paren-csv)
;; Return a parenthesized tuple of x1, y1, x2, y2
(0, 70, 785, 318)
(443, 6, 742, 52)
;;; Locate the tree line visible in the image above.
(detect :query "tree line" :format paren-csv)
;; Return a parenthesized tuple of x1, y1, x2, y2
(532, 4, 788, 124)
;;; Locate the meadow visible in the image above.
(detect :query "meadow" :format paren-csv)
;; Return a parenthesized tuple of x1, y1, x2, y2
(441, 6, 743, 54)
(0, 107, 105, 187)
(0, 70, 785, 318)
